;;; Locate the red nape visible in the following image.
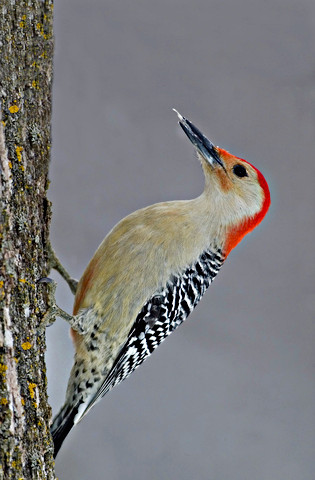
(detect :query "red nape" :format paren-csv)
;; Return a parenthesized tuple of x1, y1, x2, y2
(224, 158, 271, 256)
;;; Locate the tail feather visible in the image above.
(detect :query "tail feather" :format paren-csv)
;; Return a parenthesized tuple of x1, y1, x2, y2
(51, 404, 79, 458)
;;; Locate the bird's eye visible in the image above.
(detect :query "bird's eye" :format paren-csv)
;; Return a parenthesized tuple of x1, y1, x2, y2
(233, 164, 248, 178)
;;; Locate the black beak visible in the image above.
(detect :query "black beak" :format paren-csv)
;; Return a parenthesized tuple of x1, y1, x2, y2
(173, 109, 225, 169)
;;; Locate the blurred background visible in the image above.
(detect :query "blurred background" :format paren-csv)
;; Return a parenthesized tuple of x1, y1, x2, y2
(47, 1, 315, 479)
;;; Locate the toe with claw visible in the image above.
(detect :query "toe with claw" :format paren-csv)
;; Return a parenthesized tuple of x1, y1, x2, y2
(38, 277, 59, 330)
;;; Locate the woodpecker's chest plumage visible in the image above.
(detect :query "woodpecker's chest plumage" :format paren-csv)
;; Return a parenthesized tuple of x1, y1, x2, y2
(94, 246, 224, 401)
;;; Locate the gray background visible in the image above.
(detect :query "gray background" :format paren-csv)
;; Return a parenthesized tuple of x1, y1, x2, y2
(47, 1, 315, 479)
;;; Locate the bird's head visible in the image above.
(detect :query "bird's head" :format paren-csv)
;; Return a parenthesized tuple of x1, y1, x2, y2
(174, 110, 270, 255)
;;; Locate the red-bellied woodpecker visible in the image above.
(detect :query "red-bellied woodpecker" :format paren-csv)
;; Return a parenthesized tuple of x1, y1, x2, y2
(46, 111, 270, 457)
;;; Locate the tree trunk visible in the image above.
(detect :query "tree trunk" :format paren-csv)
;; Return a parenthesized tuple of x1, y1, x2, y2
(0, 1, 55, 479)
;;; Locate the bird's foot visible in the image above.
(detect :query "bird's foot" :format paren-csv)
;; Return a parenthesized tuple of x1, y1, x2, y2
(38, 277, 76, 332)
(47, 244, 78, 295)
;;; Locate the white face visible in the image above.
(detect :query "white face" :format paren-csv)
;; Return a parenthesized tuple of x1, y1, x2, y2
(201, 151, 266, 228)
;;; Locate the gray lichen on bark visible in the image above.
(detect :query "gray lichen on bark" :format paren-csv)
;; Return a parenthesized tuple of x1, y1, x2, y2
(0, 1, 55, 479)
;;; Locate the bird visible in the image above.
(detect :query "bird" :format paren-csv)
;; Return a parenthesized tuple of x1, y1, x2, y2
(48, 110, 270, 457)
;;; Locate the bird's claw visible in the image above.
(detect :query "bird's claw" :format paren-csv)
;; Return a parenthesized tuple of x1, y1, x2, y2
(47, 244, 78, 295)
(38, 276, 55, 284)
(37, 277, 59, 331)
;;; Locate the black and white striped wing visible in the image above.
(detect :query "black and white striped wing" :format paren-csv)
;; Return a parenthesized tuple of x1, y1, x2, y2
(88, 248, 224, 407)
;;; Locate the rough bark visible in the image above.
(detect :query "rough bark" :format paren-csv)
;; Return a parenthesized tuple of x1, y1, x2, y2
(0, 1, 55, 479)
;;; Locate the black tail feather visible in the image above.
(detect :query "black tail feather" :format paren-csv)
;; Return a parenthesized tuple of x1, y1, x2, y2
(51, 405, 79, 458)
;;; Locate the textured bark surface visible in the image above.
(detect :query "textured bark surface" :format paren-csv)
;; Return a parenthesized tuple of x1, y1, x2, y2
(0, 1, 55, 479)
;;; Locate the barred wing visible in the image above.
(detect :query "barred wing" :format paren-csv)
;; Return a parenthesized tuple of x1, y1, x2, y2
(84, 247, 224, 411)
